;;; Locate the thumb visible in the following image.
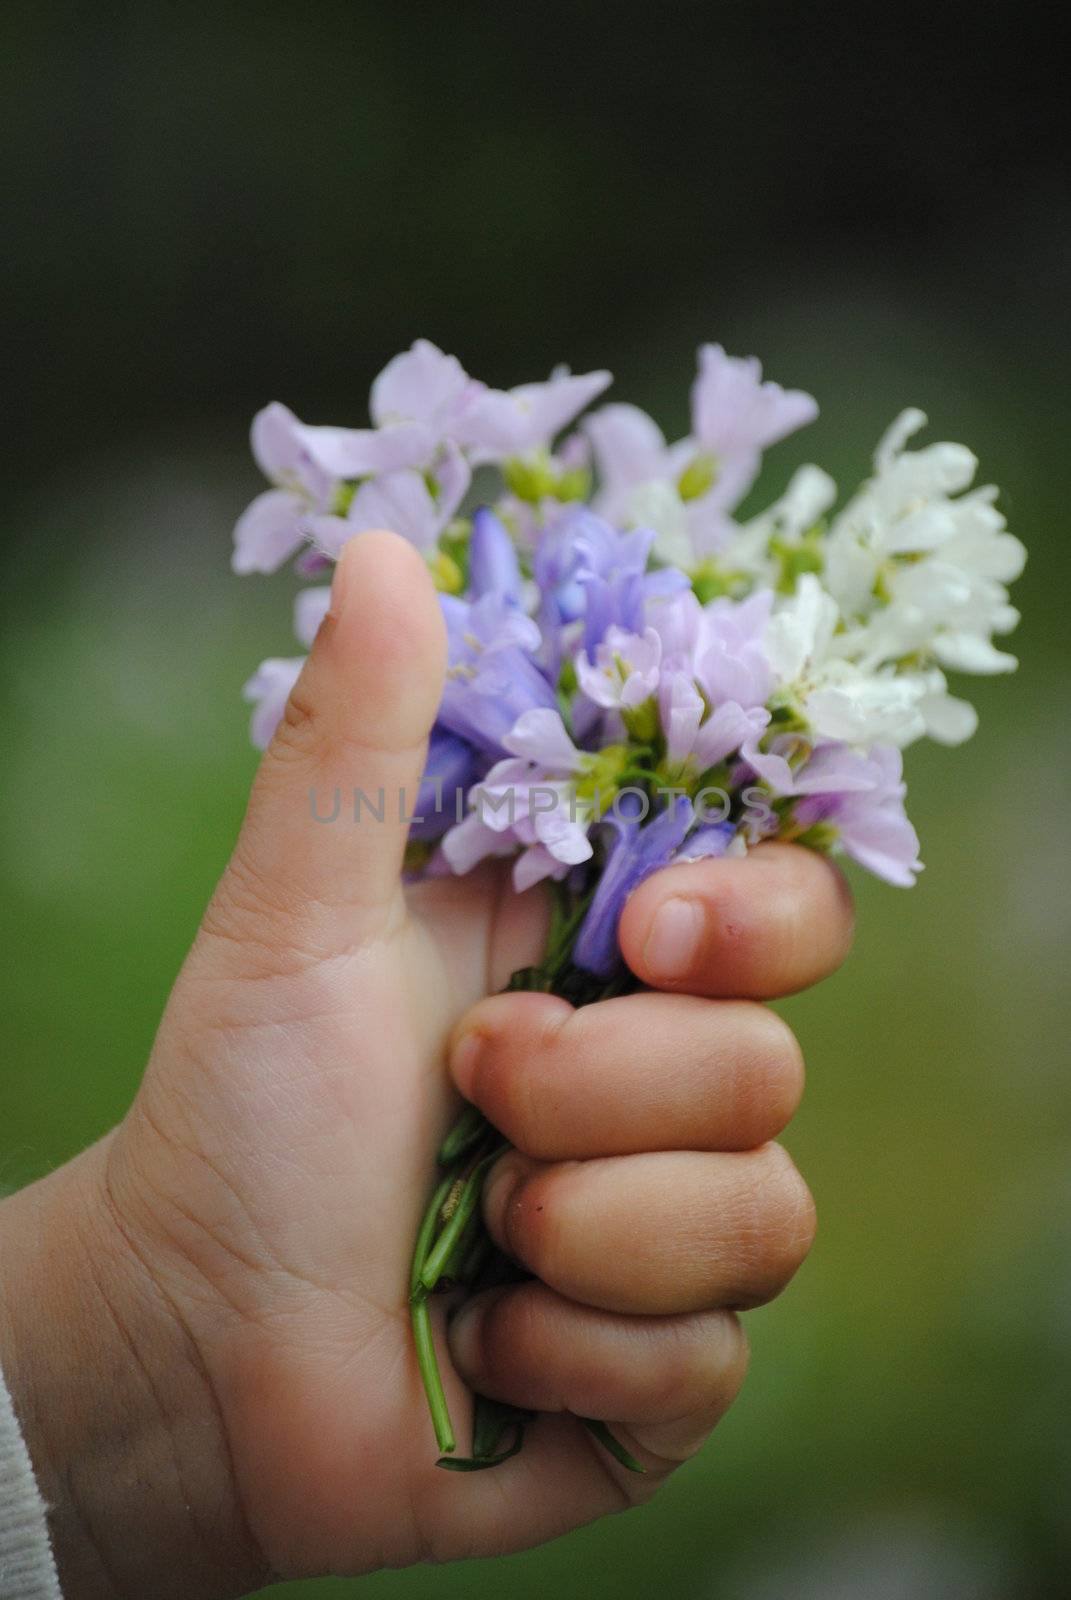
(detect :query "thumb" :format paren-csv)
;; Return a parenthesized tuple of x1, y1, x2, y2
(212, 530, 446, 956)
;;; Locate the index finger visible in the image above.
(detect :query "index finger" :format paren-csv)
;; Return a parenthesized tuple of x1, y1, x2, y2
(618, 842, 854, 999)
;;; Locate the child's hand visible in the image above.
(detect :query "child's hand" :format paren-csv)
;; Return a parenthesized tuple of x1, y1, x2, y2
(0, 534, 853, 1599)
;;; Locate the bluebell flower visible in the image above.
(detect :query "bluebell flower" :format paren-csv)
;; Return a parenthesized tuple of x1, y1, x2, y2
(573, 797, 734, 979)
(469, 507, 524, 603)
(437, 593, 556, 758)
(409, 728, 480, 841)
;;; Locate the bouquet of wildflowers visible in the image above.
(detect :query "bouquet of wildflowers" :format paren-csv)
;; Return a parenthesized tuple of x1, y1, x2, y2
(234, 339, 1024, 1469)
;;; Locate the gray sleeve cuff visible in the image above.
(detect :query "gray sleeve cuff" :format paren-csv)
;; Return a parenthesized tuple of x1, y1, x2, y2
(0, 1364, 61, 1600)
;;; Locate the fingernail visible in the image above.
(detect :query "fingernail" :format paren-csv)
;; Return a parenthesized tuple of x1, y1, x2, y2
(481, 1153, 527, 1245)
(643, 896, 704, 979)
(446, 1299, 485, 1374)
(450, 1030, 484, 1098)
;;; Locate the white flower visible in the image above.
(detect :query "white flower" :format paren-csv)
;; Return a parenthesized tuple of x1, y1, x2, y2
(765, 575, 928, 746)
(823, 410, 1024, 684)
(731, 464, 838, 587)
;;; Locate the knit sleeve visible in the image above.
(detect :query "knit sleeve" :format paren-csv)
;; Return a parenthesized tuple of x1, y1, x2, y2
(0, 1364, 61, 1600)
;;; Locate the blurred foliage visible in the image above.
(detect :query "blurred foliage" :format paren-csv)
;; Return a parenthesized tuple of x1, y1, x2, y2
(2, 5, 1070, 1597)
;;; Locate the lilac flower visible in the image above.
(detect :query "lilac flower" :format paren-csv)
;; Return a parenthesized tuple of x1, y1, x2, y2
(659, 669, 770, 770)
(457, 368, 611, 460)
(242, 657, 303, 749)
(306, 443, 470, 558)
(573, 797, 734, 978)
(745, 739, 923, 886)
(441, 644, 557, 758)
(439, 811, 526, 877)
(694, 591, 776, 709)
(788, 743, 923, 886)
(473, 709, 595, 869)
(440, 590, 541, 660)
(370, 340, 478, 433)
(585, 348, 817, 560)
(291, 341, 478, 479)
(690, 344, 818, 483)
(647, 588, 775, 711)
(294, 586, 331, 648)
(683, 348, 818, 551)
(232, 403, 337, 575)
(583, 403, 690, 527)
(577, 625, 662, 712)
(234, 340, 1018, 941)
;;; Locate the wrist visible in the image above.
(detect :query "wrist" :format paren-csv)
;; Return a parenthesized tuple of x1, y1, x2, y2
(0, 1137, 266, 1600)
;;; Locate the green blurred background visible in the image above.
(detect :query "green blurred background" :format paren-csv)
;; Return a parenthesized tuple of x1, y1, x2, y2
(3, 5, 1069, 1596)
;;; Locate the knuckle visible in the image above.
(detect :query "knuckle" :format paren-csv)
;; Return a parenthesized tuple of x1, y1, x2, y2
(470, 1000, 569, 1155)
(202, 853, 288, 946)
(269, 675, 320, 765)
(473, 1044, 530, 1146)
(504, 1165, 567, 1281)
(764, 1144, 817, 1275)
(733, 1144, 816, 1305)
(662, 1313, 749, 1418)
(751, 1010, 806, 1127)
(724, 1005, 806, 1139)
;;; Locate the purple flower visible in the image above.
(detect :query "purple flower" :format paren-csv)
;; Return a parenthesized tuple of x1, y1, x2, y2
(437, 595, 556, 757)
(438, 811, 523, 877)
(456, 368, 611, 460)
(370, 339, 478, 432)
(691, 344, 818, 467)
(573, 796, 733, 978)
(644, 588, 775, 712)
(242, 657, 303, 749)
(469, 507, 524, 602)
(294, 586, 331, 648)
(440, 709, 596, 884)
(584, 403, 692, 526)
(698, 591, 775, 701)
(232, 403, 337, 575)
(291, 340, 479, 479)
(584, 348, 818, 559)
(789, 743, 923, 886)
(535, 507, 687, 654)
(409, 728, 480, 842)
(577, 626, 662, 712)
(658, 669, 770, 770)
(688, 345, 818, 530)
(306, 443, 470, 558)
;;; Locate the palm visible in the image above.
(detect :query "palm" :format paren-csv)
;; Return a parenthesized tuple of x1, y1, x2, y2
(115, 862, 638, 1581)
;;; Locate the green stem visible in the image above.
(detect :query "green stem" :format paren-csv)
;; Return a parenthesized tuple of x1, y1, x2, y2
(420, 1144, 505, 1292)
(411, 1298, 455, 1455)
(580, 1417, 647, 1473)
(543, 889, 596, 978)
(437, 1103, 488, 1166)
(410, 1173, 457, 1455)
(412, 890, 651, 1468)
(410, 1173, 454, 1297)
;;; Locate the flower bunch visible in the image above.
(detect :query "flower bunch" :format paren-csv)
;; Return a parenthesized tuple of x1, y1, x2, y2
(235, 339, 1024, 1467)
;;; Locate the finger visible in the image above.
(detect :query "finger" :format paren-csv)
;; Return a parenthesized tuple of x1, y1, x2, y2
(448, 1280, 748, 1467)
(619, 841, 854, 998)
(482, 1144, 816, 1315)
(450, 990, 803, 1160)
(210, 531, 446, 952)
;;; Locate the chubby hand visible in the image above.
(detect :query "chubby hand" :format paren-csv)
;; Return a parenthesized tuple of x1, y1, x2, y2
(0, 533, 853, 1600)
